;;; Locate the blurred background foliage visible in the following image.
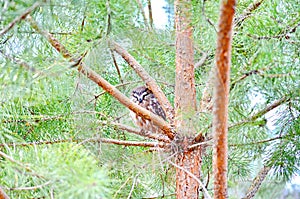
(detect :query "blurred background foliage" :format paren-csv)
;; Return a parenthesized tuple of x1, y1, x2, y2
(0, 0, 299, 198)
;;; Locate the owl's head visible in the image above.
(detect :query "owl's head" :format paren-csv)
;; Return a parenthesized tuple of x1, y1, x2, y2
(131, 86, 152, 104)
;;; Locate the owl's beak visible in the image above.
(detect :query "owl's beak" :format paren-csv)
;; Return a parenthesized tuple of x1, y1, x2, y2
(138, 97, 143, 103)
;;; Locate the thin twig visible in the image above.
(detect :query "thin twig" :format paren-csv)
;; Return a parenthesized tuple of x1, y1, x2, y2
(113, 176, 131, 199)
(229, 135, 284, 147)
(110, 50, 123, 83)
(202, 0, 217, 32)
(8, 181, 52, 191)
(0, 151, 32, 172)
(127, 174, 140, 199)
(0, 1, 42, 36)
(135, 0, 150, 30)
(147, 0, 153, 28)
(0, 138, 166, 148)
(103, 121, 170, 143)
(0, 50, 43, 75)
(195, 52, 208, 69)
(105, 0, 112, 35)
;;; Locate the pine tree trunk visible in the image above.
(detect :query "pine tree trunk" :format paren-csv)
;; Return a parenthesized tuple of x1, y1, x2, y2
(175, 143, 202, 199)
(174, 1, 201, 198)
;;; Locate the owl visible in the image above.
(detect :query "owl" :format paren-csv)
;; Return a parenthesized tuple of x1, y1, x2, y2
(130, 86, 166, 134)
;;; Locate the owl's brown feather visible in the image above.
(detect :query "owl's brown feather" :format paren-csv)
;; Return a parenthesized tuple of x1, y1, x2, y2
(130, 86, 166, 133)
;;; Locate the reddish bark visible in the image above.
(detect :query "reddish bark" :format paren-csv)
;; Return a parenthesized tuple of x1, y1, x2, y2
(175, 144, 202, 199)
(174, 1, 201, 199)
(174, 0, 196, 115)
(0, 187, 9, 199)
(212, 0, 236, 199)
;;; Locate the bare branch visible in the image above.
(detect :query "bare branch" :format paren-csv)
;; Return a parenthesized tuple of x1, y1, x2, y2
(104, 0, 112, 35)
(93, 138, 166, 148)
(27, 16, 175, 140)
(242, 165, 271, 199)
(0, 151, 33, 173)
(202, 0, 217, 32)
(0, 2, 42, 36)
(0, 50, 43, 75)
(109, 40, 175, 123)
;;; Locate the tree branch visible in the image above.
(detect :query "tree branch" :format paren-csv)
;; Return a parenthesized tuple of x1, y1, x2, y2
(147, 0, 153, 28)
(110, 50, 123, 83)
(0, 151, 33, 173)
(27, 16, 174, 140)
(99, 121, 170, 143)
(127, 174, 140, 199)
(195, 52, 208, 69)
(212, 0, 236, 198)
(0, 187, 9, 199)
(109, 40, 175, 123)
(135, 0, 150, 30)
(234, 0, 265, 27)
(229, 97, 289, 128)
(229, 135, 284, 147)
(93, 138, 166, 148)
(0, 1, 42, 36)
(0, 50, 43, 75)
(0, 138, 166, 148)
(242, 165, 271, 199)
(8, 181, 52, 191)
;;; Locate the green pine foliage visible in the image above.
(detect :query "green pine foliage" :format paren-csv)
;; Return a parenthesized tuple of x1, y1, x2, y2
(0, 0, 299, 198)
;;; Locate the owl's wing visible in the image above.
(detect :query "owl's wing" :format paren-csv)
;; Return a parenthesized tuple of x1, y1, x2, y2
(150, 95, 167, 121)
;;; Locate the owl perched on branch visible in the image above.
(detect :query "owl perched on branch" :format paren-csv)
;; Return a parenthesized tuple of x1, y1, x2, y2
(130, 86, 166, 133)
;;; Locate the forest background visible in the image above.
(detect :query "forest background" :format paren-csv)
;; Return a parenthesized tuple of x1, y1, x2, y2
(0, 0, 299, 198)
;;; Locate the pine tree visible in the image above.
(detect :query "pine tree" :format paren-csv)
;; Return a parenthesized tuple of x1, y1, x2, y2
(0, 0, 299, 198)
